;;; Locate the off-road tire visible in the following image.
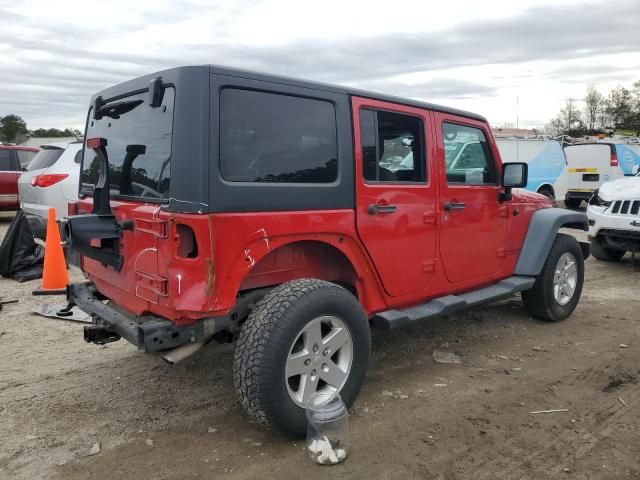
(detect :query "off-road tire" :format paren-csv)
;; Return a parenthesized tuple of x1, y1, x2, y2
(590, 236, 626, 262)
(522, 233, 584, 322)
(564, 198, 582, 209)
(233, 279, 370, 438)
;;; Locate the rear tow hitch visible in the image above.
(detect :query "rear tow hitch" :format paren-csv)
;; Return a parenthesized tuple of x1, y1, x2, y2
(84, 324, 121, 345)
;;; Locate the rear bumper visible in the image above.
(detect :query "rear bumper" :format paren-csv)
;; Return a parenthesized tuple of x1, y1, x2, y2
(22, 211, 47, 239)
(565, 190, 594, 203)
(68, 282, 233, 352)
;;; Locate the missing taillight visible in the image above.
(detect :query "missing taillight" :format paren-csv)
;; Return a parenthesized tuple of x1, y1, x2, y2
(176, 224, 198, 258)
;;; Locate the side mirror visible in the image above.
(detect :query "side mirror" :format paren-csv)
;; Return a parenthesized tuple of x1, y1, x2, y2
(502, 162, 528, 188)
(500, 162, 528, 202)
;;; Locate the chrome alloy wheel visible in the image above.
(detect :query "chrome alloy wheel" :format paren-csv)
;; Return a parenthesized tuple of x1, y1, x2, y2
(553, 252, 578, 306)
(285, 315, 353, 407)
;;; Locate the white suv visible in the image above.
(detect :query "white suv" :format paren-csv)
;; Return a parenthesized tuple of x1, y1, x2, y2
(587, 168, 640, 261)
(18, 141, 83, 237)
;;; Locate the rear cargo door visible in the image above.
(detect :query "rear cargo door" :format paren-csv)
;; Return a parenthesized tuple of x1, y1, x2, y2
(565, 144, 617, 193)
(78, 88, 176, 305)
(18, 146, 65, 208)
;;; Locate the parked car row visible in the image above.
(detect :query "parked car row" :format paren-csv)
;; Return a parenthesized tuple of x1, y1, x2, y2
(0, 141, 82, 236)
(495, 138, 640, 206)
(564, 142, 640, 208)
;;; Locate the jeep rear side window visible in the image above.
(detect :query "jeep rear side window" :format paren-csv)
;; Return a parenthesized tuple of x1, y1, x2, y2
(219, 89, 338, 183)
(442, 123, 497, 185)
(81, 87, 175, 200)
(359, 109, 426, 183)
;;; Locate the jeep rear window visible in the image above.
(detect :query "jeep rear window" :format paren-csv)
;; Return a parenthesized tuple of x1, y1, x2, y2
(80, 87, 175, 200)
(219, 89, 338, 183)
(25, 147, 63, 171)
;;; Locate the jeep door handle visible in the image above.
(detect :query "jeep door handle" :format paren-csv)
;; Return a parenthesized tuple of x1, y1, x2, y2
(443, 202, 466, 211)
(368, 203, 397, 215)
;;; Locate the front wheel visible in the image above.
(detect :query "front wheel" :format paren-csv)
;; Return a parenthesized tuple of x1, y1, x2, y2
(233, 279, 370, 438)
(564, 198, 582, 209)
(590, 236, 626, 262)
(522, 233, 584, 321)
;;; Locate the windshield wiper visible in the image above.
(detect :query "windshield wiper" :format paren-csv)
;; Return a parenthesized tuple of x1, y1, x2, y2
(99, 99, 143, 119)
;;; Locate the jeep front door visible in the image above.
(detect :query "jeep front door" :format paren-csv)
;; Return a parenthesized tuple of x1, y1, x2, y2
(353, 97, 438, 297)
(435, 115, 508, 283)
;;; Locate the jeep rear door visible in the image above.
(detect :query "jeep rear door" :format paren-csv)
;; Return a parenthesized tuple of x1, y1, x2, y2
(353, 97, 438, 297)
(434, 113, 508, 283)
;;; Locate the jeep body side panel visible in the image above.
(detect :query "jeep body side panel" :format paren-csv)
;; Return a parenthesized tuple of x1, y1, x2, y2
(208, 73, 354, 212)
(206, 210, 389, 316)
(514, 208, 588, 276)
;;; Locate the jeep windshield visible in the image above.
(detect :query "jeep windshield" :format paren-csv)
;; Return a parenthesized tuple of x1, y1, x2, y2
(80, 87, 175, 201)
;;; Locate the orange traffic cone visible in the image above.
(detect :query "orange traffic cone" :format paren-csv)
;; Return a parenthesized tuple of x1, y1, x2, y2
(35, 208, 68, 294)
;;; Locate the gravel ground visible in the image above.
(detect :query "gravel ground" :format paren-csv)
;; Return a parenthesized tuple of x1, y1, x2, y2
(0, 210, 639, 480)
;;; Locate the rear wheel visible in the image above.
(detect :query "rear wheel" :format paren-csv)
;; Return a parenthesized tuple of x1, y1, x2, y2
(564, 198, 582, 209)
(522, 233, 584, 321)
(590, 236, 626, 262)
(233, 279, 370, 438)
(537, 186, 555, 201)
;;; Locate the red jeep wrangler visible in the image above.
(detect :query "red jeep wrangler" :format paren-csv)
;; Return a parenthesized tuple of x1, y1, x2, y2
(63, 66, 589, 437)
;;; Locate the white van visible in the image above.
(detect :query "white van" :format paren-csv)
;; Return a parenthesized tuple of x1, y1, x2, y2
(495, 138, 568, 202)
(563, 142, 640, 209)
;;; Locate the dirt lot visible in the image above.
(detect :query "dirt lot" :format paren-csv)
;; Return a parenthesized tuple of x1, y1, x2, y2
(1, 210, 639, 480)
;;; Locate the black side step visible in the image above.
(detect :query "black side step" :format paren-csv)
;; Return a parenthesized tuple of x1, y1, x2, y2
(372, 276, 536, 330)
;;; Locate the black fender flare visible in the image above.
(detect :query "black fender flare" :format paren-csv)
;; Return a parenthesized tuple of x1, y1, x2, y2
(514, 208, 588, 276)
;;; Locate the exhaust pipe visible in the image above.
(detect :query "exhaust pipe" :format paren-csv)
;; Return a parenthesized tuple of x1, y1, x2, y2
(161, 337, 211, 365)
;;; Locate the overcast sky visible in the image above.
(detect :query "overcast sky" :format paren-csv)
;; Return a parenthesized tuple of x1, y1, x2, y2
(1, 0, 639, 131)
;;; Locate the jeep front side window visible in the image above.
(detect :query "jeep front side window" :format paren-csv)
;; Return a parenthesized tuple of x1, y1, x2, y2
(219, 89, 338, 183)
(442, 123, 497, 185)
(360, 109, 426, 183)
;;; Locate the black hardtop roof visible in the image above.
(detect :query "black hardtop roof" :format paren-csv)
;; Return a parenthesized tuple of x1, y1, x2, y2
(209, 65, 486, 122)
(92, 65, 486, 122)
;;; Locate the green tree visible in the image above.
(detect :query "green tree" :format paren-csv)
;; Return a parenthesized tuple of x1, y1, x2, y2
(0, 114, 28, 143)
(605, 85, 632, 128)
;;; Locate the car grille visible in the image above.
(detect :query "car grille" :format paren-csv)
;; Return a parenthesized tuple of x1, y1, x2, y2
(610, 200, 640, 215)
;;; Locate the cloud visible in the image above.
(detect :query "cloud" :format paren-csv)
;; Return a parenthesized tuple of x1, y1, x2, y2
(0, 0, 638, 128)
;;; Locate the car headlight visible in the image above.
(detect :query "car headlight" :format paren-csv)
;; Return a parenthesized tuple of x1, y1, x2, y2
(588, 190, 611, 208)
